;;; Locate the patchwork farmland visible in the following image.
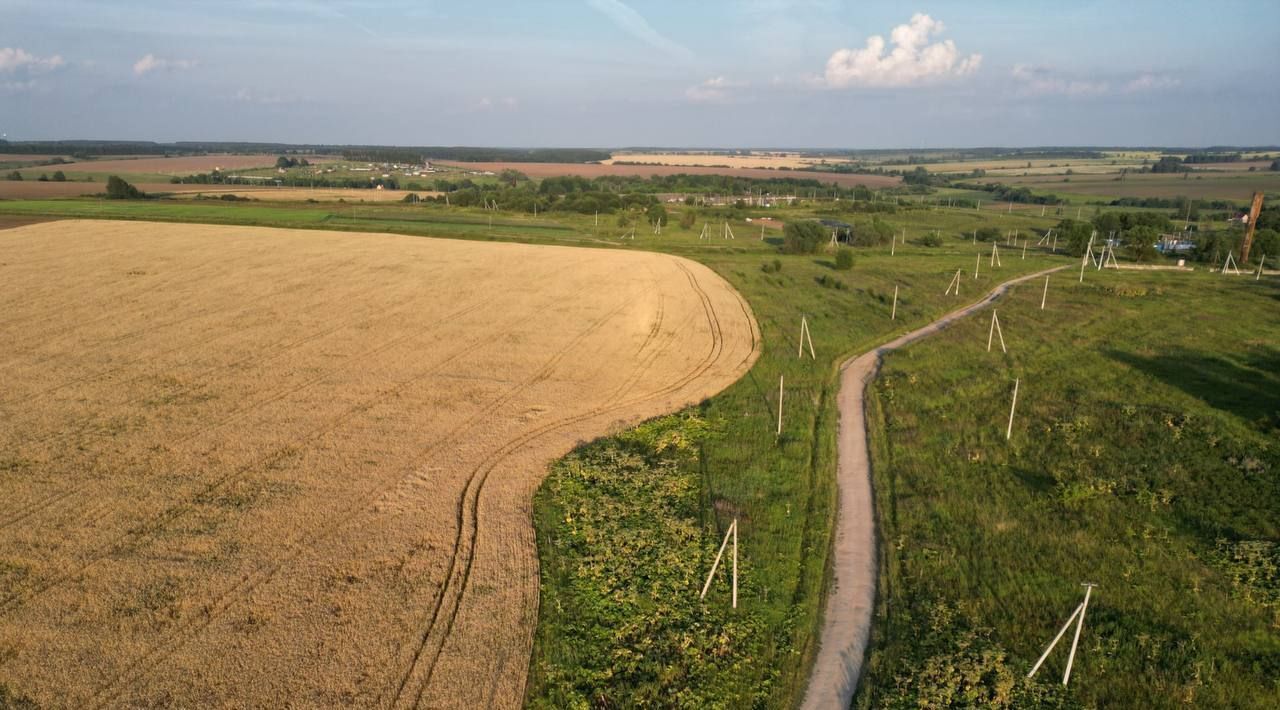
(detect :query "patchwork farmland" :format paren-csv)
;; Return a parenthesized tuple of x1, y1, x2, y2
(0, 220, 757, 707)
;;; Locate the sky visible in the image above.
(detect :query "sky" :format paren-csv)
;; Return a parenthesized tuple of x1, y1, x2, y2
(2, 0, 1278, 148)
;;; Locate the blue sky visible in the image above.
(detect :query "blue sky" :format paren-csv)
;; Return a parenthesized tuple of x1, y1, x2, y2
(2, 0, 1277, 147)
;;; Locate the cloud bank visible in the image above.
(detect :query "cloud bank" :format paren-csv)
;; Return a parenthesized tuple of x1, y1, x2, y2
(821, 13, 981, 88)
(0, 48, 65, 74)
(133, 54, 196, 76)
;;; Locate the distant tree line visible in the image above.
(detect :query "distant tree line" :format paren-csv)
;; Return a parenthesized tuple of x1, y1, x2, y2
(952, 181, 1066, 205)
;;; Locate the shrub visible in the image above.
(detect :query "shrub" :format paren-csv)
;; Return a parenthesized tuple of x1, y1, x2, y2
(760, 258, 783, 274)
(401, 192, 420, 203)
(4, 171, 21, 181)
(105, 175, 144, 199)
(972, 227, 1001, 242)
(815, 273, 847, 290)
(919, 232, 943, 247)
(834, 248, 854, 270)
(782, 220, 826, 254)
(679, 210, 696, 229)
(52, 170, 66, 182)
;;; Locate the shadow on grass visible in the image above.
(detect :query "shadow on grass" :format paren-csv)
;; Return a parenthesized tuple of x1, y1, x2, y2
(1106, 346, 1280, 428)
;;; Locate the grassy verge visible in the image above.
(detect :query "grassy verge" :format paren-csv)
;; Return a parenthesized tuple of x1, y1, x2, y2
(859, 269, 1280, 708)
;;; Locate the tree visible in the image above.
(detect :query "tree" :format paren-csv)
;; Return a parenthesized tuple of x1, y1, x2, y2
(401, 193, 420, 203)
(37, 174, 49, 182)
(646, 203, 667, 227)
(498, 169, 528, 188)
(4, 171, 21, 181)
(1271, 159, 1280, 172)
(1123, 225, 1160, 262)
(782, 220, 825, 254)
(679, 210, 696, 229)
(275, 156, 297, 169)
(834, 247, 854, 270)
(1250, 229, 1279, 261)
(105, 175, 144, 199)
(52, 170, 66, 182)
(1054, 218, 1095, 256)
(1150, 156, 1185, 173)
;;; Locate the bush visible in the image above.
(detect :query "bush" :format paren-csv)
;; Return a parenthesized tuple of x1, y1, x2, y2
(52, 170, 66, 182)
(679, 210, 696, 229)
(401, 193, 420, 203)
(105, 175, 144, 199)
(972, 227, 1001, 242)
(834, 248, 854, 270)
(1250, 229, 1279, 261)
(815, 274, 847, 290)
(782, 220, 826, 254)
(4, 171, 21, 181)
(760, 258, 783, 274)
(849, 217, 895, 246)
(919, 232, 943, 247)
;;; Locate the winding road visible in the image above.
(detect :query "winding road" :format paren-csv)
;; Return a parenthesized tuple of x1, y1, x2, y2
(800, 266, 1065, 710)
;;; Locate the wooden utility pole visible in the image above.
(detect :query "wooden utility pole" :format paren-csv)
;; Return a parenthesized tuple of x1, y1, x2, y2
(1242, 191, 1264, 262)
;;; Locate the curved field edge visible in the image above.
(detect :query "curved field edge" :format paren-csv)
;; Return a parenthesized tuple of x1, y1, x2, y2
(855, 271, 1280, 708)
(523, 253, 1068, 708)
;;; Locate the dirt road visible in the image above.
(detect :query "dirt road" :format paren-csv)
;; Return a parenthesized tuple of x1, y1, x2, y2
(800, 266, 1065, 710)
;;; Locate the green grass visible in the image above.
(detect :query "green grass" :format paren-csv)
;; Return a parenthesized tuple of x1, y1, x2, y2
(859, 269, 1280, 708)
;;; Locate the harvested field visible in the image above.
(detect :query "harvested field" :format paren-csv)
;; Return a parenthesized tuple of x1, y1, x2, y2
(439, 161, 901, 189)
(605, 152, 852, 170)
(0, 220, 759, 708)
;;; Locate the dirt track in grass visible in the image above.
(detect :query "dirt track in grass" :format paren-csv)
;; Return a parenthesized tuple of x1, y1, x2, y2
(0, 220, 759, 708)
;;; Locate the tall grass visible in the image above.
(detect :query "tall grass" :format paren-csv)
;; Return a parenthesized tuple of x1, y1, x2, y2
(859, 270, 1280, 708)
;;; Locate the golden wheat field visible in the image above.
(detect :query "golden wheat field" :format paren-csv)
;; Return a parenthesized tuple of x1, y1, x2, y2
(0, 220, 759, 708)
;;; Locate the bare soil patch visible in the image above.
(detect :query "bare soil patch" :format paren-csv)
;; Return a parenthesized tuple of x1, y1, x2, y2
(0, 220, 759, 708)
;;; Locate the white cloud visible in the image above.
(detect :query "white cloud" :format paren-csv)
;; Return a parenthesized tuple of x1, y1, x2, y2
(133, 54, 196, 76)
(475, 96, 519, 111)
(685, 76, 748, 103)
(820, 13, 981, 88)
(587, 0, 694, 61)
(0, 47, 65, 74)
(1123, 73, 1180, 93)
(1011, 65, 1179, 97)
(1011, 64, 1108, 96)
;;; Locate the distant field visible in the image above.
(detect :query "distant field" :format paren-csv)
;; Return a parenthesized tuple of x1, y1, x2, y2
(169, 187, 443, 202)
(606, 152, 852, 170)
(0, 219, 757, 707)
(996, 172, 1280, 202)
(439, 161, 902, 188)
(13, 154, 280, 177)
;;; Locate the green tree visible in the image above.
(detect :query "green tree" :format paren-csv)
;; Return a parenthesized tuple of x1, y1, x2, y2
(1150, 156, 1185, 173)
(1123, 225, 1160, 262)
(646, 203, 668, 227)
(275, 155, 296, 169)
(105, 175, 144, 199)
(52, 170, 66, 182)
(1054, 218, 1095, 256)
(679, 210, 696, 229)
(498, 169, 528, 187)
(1250, 228, 1279, 262)
(782, 220, 825, 254)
